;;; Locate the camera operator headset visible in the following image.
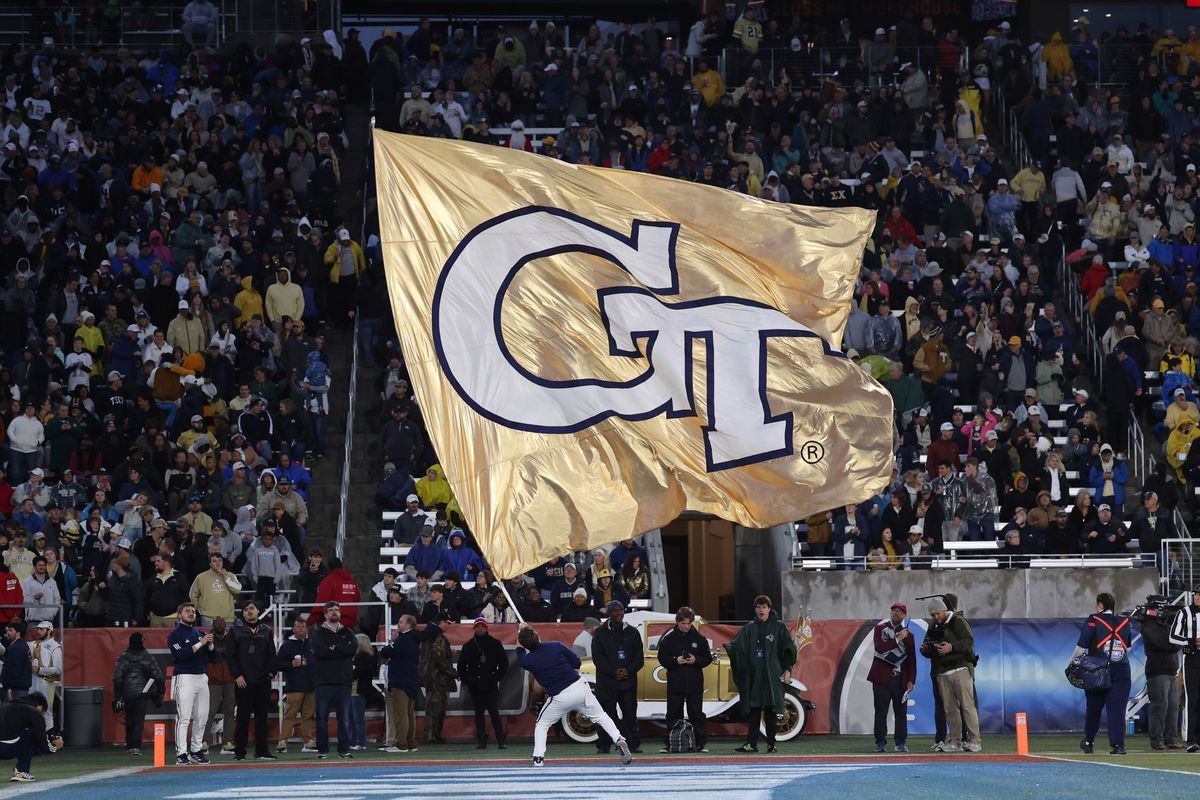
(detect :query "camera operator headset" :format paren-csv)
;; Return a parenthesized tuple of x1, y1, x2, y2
(1137, 595, 1183, 750)
(1168, 585, 1200, 752)
(1072, 592, 1132, 755)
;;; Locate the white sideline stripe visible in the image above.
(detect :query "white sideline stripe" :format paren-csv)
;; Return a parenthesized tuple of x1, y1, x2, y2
(167, 764, 881, 799)
(1033, 754, 1200, 777)
(0, 766, 142, 798)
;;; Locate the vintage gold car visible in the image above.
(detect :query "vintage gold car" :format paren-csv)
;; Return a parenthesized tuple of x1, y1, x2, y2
(549, 612, 813, 743)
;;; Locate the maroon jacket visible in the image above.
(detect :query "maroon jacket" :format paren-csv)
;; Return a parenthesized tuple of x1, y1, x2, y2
(925, 437, 961, 477)
(866, 620, 917, 686)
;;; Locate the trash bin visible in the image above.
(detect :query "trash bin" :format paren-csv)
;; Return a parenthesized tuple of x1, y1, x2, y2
(64, 686, 104, 747)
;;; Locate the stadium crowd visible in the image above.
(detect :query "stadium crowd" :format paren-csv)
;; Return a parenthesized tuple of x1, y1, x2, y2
(366, 10, 1200, 575)
(0, 22, 376, 628)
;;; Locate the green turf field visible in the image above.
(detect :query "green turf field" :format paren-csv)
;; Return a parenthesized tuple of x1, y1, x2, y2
(19, 734, 1199, 784)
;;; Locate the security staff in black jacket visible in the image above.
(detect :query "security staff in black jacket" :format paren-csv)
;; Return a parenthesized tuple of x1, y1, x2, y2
(227, 600, 277, 760)
(591, 600, 644, 754)
(656, 606, 713, 752)
(457, 618, 508, 749)
(1140, 600, 1181, 750)
(1169, 587, 1200, 752)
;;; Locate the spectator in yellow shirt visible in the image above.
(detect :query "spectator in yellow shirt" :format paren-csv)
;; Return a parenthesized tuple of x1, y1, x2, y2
(690, 61, 724, 107)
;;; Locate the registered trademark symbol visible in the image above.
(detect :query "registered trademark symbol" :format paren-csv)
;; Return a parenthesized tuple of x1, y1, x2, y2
(800, 441, 824, 464)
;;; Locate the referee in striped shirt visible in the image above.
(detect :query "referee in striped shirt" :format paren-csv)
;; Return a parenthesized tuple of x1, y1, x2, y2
(1169, 587, 1200, 753)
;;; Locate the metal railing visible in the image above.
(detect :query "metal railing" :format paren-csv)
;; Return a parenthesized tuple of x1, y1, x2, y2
(0, 0, 341, 47)
(790, 553, 1151, 571)
(335, 313, 359, 562)
(720, 44, 964, 90)
(1160, 537, 1198, 595)
(1056, 235, 1194, 589)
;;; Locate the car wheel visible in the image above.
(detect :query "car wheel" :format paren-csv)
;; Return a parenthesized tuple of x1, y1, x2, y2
(562, 710, 600, 743)
(764, 693, 807, 742)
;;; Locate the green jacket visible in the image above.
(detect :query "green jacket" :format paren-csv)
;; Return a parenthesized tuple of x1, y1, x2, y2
(725, 611, 797, 714)
(886, 373, 925, 415)
(932, 612, 975, 673)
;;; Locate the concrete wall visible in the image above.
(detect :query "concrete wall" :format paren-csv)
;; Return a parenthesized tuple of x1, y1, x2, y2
(780, 567, 1160, 620)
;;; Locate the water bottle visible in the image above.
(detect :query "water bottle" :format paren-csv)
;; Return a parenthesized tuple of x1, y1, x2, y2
(1126, 716, 1135, 735)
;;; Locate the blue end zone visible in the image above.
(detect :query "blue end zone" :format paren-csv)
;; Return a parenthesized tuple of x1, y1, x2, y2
(13, 758, 1200, 799)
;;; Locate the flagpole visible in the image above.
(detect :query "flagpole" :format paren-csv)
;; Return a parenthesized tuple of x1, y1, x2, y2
(497, 578, 526, 625)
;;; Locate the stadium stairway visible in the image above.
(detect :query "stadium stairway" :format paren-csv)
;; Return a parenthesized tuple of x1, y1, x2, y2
(297, 100, 373, 584)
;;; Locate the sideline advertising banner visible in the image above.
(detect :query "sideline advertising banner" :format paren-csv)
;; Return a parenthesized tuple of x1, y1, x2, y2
(63, 617, 1137, 742)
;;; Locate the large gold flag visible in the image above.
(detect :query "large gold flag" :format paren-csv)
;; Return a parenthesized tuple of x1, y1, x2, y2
(374, 131, 893, 578)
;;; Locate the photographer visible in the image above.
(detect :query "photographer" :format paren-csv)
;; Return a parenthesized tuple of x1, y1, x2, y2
(921, 595, 980, 753)
(1169, 586, 1200, 753)
(1139, 597, 1181, 750)
(1072, 592, 1131, 755)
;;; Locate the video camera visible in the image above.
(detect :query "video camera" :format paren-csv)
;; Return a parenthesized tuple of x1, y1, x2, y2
(1132, 594, 1182, 623)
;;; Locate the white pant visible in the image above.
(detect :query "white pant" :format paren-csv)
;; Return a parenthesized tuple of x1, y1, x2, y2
(533, 678, 623, 758)
(174, 673, 210, 755)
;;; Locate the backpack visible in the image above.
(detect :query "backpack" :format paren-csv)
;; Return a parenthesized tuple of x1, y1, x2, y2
(667, 719, 695, 753)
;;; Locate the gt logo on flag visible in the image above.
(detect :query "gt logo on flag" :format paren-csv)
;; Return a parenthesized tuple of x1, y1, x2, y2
(433, 207, 842, 472)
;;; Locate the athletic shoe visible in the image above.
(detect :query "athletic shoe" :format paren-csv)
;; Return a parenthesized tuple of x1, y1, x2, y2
(128, 748, 141, 756)
(176, 754, 191, 766)
(875, 743, 886, 753)
(498, 744, 508, 750)
(660, 747, 671, 753)
(696, 747, 709, 753)
(930, 741, 945, 752)
(349, 745, 366, 751)
(222, 743, 236, 753)
(316, 753, 327, 759)
(233, 756, 246, 762)
(1110, 745, 1126, 755)
(408, 747, 419, 753)
(941, 744, 962, 752)
(963, 742, 982, 753)
(275, 744, 287, 754)
(735, 744, 759, 753)
(339, 752, 354, 759)
(378, 746, 404, 753)
(532, 756, 545, 767)
(615, 738, 633, 765)
(190, 751, 210, 765)
(10, 770, 34, 783)
(895, 745, 909, 753)
(258, 753, 279, 760)
(300, 746, 319, 753)
(767, 745, 778, 753)
(1168, 743, 1184, 750)
(1187, 744, 1200, 753)
(1081, 740, 1094, 754)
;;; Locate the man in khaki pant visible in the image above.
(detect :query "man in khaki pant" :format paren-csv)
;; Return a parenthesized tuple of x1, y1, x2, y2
(921, 597, 982, 752)
(274, 618, 317, 752)
(379, 615, 421, 752)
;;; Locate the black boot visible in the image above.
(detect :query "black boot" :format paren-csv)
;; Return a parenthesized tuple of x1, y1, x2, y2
(476, 736, 487, 750)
